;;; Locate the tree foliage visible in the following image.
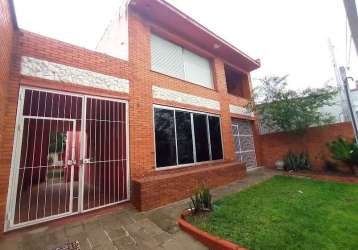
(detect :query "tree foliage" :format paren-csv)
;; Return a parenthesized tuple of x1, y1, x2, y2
(246, 76, 338, 134)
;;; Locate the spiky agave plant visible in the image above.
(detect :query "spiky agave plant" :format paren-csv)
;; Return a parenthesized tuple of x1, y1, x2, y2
(188, 184, 213, 214)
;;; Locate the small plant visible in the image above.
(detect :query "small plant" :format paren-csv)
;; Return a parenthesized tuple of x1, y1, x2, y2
(189, 184, 213, 214)
(283, 151, 310, 171)
(327, 137, 358, 176)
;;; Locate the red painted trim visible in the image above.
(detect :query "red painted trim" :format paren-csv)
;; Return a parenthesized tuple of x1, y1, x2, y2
(21, 76, 130, 100)
(178, 211, 247, 250)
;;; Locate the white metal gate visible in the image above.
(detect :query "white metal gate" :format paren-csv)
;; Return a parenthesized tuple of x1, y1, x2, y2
(5, 87, 129, 231)
(232, 120, 257, 168)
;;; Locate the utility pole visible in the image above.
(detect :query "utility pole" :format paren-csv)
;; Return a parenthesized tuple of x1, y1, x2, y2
(340, 66, 358, 141)
(343, 0, 358, 56)
(328, 40, 358, 140)
(328, 39, 350, 121)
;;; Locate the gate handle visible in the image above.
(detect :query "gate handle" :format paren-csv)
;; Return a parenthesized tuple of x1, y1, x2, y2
(80, 157, 95, 164)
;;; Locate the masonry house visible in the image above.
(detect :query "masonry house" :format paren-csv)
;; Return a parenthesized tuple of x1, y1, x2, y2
(0, 0, 260, 232)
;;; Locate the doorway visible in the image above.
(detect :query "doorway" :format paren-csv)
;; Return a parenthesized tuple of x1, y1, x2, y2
(232, 120, 257, 168)
(6, 87, 129, 231)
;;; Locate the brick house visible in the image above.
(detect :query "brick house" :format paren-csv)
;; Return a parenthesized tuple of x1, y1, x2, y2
(0, 0, 260, 232)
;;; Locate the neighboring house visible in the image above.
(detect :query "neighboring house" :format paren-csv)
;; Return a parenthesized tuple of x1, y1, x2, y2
(0, 0, 260, 232)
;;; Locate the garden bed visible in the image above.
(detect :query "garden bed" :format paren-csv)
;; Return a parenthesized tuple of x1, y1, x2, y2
(183, 176, 358, 249)
(285, 170, 358, 184)
(178, 210, 247, 250)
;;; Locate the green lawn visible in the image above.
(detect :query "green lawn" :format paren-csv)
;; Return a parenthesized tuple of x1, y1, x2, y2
(188, 176, 358, 250)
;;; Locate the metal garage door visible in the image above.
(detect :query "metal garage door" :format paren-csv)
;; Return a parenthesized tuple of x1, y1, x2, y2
(232, 120, 257, 168)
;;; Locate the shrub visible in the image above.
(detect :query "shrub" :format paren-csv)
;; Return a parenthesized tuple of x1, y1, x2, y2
(189, 184, 213, 214)
(324, 160, 339, 173)
(283, 151, 310, 171)
(327, 137, 358, 175)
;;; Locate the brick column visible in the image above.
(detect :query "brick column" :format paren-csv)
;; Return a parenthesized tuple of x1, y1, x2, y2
(128, 12, 155, 178)
(212, 58, 235, 161)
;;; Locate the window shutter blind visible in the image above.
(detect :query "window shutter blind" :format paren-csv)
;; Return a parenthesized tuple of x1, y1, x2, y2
(183, 49, 213, 88)
(151, 34, 184, 79)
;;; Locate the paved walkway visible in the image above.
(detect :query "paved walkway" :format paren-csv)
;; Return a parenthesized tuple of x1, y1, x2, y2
(0, 168, 278, 250)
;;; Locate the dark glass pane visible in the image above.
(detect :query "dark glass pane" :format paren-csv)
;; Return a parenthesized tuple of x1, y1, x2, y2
(209, 116, 223, 160)
(193, 113, 210, 162)
(154, 109, 177, 167)
(175, 111, 194, 164)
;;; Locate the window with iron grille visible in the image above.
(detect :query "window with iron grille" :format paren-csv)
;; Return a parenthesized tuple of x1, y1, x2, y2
(154, 106, 223, 168)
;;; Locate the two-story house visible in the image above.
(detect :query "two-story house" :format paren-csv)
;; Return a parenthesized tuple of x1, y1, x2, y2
(0, 0, 260, 232)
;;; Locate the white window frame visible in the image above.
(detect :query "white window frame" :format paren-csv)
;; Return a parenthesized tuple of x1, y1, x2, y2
(153, 104, 224, 171)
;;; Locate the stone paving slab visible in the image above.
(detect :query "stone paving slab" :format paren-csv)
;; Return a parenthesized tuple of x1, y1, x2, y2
(0, 168, 278, 250)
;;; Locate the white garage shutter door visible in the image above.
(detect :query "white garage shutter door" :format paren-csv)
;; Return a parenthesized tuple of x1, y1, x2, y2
(151, 34, 185, 80)
(151, 34, 213, 89)
(183, 49, 213, 88)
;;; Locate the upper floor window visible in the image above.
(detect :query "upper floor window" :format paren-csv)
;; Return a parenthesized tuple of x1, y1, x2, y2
(224, 64, 250, 99)
(151, 34, 213, 89)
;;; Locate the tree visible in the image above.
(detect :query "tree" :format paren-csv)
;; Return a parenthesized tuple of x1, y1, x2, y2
(246, 75, 338, 134)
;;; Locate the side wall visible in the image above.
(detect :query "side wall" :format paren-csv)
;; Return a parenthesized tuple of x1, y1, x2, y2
(0, 0, 15, 230)
(259, 122, 354, 171)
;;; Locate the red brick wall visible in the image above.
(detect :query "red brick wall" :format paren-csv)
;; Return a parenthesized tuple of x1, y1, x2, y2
(258, 122, 354, 171)
(132, 161, 246, 211)
(127, 10, 252, 177)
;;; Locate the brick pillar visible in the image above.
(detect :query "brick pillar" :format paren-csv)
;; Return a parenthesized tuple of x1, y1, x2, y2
(128, 12, 155, 178)
(0, 0, 17, 232)
(212, 58, 235, 161)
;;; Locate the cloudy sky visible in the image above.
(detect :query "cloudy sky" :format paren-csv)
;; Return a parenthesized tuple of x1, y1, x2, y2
(14, 0, 358, 90)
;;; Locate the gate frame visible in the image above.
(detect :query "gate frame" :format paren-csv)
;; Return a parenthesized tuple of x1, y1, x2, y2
(4, 86, 130, 232)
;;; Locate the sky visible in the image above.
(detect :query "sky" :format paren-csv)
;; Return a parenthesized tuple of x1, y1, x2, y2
(13, 0, 358, 90)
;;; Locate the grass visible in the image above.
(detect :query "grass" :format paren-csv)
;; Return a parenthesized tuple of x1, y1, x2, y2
(188, 176, 358, 250)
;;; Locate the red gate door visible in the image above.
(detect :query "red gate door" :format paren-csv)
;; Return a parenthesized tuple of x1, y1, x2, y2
(11, 89, 82, 228)
(7, 88, 128, 230)
(81, 97, 128, 211)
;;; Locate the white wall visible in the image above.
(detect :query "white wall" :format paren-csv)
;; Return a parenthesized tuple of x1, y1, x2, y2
(96, 0, 130, 61)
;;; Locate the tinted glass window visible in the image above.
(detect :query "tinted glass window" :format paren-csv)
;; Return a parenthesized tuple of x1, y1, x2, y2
(209, 116, 223, 160)
(193, 114, 210, 162)
(154, 109, 177, 167)
(175, 111, 194, 164)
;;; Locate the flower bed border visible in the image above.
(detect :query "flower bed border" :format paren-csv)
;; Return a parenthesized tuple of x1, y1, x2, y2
(285, 171, 358, 184)
(177, 210, 247, 250)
